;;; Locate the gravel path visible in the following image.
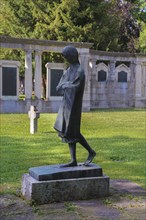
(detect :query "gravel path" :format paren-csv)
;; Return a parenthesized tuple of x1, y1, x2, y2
(0, 180, 145, 220)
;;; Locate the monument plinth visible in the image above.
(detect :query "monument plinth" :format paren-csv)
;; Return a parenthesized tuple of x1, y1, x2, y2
(29, 163, 103, 181)
(22, 163, 109, 204)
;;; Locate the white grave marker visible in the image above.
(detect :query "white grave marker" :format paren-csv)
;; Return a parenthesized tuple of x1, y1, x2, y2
(28, 105, 40, 134)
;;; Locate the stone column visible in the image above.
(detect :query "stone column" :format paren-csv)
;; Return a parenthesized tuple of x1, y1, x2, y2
(92, 59, 97, 76)
(128, 61, 135, 106)
(90, 59, 97, 108)
(108, 60, 116, 107)
(34, 50, 42, 99)
(79, 50, 91, 111)
(109, 60, 116, 81)
(0, 62, 2, 99)
(25, 49, 33, 99)
(129, 61, 135, 81)
(135, 61, 142, 98)
(141, 62, 146, 98)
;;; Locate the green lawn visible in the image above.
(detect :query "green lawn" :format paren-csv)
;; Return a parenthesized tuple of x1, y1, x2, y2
(0, 109, 146, 194)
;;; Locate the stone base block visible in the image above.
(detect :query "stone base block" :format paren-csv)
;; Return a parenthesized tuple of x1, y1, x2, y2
(22, 174, 109, 204)
(29, 163, 103, 181)
(135, 98, 146, 108)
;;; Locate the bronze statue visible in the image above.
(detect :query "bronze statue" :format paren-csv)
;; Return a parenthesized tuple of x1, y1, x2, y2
(54, 45, 96, 167)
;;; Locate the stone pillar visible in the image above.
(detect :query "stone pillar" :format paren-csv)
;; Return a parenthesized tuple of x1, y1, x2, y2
(34, 50, 42, 99)
(92, 59, 97, 76)
(0, 62, 2, 99)
(135, 61, 142, 98)
(129, 61, 135, 82)
(25, 49, 33, 99)
(107, 60, 116, 107)
(141, 62, 146, 98)
(89, 59, 96, 108)
(109, 60, 116, 81)
(134, 60, 146, 108)
(79, 49, 91, 111)
(128, 61, 135, 106)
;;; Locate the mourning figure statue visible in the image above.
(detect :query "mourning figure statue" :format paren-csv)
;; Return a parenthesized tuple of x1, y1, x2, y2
(54, 45, 96, 167)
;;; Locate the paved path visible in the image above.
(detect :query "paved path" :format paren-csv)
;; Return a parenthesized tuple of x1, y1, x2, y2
(0, 180, 145, 220)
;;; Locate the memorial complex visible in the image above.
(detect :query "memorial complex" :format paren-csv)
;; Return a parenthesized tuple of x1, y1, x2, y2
(0, 36, 146, 113)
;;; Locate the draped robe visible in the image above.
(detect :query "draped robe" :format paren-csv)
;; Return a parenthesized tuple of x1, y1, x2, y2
(54, 63, 85, 143)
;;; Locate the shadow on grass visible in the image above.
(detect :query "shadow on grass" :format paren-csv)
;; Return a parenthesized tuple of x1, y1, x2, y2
(90, 108, 146, 112)
(1, 134, 145, 189)
(41, 131, 56, 134)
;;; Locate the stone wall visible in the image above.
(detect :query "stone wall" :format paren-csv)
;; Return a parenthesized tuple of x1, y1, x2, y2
(90, 50, 146, 109)
(0, 36, 146, 113)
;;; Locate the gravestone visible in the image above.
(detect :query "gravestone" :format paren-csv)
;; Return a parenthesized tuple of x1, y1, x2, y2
(45, 63, 65, 100)
(0, 60, 20, 100)
(98, 70, 107, 82)
(50, 69, 64, 96)
(118, 71, 127, 82)
(28, 105, 40, 134)
(2, 67, 17, 96)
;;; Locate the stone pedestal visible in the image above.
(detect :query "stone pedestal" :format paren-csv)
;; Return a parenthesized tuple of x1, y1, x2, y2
(21, 163, 109, 204)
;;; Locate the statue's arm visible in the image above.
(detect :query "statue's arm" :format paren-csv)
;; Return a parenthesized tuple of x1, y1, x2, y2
(56, 72, 68, 94)
(61, 79, 80, 89)
(62, 69, 84, 90)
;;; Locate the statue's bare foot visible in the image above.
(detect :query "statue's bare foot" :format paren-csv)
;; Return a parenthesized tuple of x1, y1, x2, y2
(60, 161, 77, 168)
(84, 150, 96, 166)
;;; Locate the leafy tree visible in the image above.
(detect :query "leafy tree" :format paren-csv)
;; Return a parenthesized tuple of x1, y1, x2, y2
(1, 0, 145, 98)
(0, 0, 122, 51)
(137, 21, 146, 53)
(108, 0, 140, 52)
(1, 0, 145, 60)
(133, 0, 146, 52)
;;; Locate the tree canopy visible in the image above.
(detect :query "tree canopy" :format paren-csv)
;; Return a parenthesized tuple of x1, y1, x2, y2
(1, 0, 145, 53)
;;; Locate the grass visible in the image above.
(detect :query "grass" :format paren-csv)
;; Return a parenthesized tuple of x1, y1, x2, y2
(0, 109, 146, 194)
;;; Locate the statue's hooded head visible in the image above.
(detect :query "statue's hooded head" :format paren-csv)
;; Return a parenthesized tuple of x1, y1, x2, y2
(62, 46, 79, 64)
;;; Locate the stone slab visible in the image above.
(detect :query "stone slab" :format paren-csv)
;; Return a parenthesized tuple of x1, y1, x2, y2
(22, 173, 109, 204)
(29, 163, 103, 181)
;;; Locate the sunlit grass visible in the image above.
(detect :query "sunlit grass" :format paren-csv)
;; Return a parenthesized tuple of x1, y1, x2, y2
(0, 109, 145, 194)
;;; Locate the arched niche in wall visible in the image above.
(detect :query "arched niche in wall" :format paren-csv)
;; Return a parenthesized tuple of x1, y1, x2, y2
(96, 62, 109, 82)
(115, 64, 131, 82)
